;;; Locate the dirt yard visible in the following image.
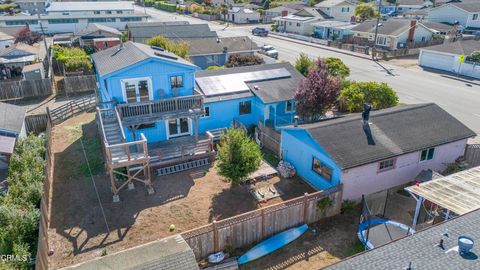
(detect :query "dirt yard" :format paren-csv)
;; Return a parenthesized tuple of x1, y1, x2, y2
(47, 112, 314, 269)
(240, 207, 363, 270)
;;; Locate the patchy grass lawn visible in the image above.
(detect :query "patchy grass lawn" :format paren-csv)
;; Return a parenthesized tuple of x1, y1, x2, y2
(47, 112, 314, 269)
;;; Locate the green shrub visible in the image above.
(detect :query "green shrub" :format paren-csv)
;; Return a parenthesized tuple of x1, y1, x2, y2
(154, 1, 177, 12)
(52, 45, 92, 72)
(338, 81, 398, 112)
(317, 197, 333, 211)
(206, 65, 224, 70)
(341, 200, 357, 212)
(144, 0, 156, 6)
(147, 36, 190, 59)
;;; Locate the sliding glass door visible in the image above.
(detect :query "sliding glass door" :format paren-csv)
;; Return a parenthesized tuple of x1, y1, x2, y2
(167, 117, 191, 138)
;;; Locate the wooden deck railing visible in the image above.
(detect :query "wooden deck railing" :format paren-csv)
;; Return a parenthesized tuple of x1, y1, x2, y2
(117, 95, 204, 121)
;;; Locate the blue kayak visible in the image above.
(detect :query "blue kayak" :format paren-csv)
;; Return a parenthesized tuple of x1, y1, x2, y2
(237, 224, 308, 265)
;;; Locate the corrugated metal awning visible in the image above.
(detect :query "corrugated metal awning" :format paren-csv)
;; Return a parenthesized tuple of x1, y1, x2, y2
(405, 166, 480, 215)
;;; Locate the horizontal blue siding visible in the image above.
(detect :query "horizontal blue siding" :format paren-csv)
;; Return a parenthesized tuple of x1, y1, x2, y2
(280, 129, 341, 190)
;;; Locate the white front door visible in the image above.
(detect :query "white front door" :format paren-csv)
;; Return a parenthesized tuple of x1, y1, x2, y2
(166, 117, 191, 139)
(121, 77, 153, 103)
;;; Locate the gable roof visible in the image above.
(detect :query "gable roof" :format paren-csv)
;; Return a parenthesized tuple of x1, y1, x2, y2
(421, 21, 454, 33)
(290, 104, 475, 169)
(91, 41, 197, 77)
(46, 1, 134, 12)
(396, 0, 432, 6)
(265, 6, 298, 13)
(74, 23, 122, 37)
(0, 102, 27, 134)
(352, 19, 432, 36)
(315, 0, 354, 8)
(195, 62, 303, 103)
(324, 208, 480, 270)
(0, 43, 38, 57)
(451, 2, 480, 13)
(127, 23, 217, 41)
(187, 36, 259, 56)
(422, 40, 480, 56)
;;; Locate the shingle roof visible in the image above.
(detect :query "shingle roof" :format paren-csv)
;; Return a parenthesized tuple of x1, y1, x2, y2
(421, 21, 453, 32)
(62, 235, 199, 270)
(265, 6, 298, 13)
(396, 0, 432, 5)
(195, 62, 303, 104)
(74, 23, 122, 37)
(292, 103, 475, 169)
(452, 2, 480, 13)
(127, 23, 217, 41)
(323, 209, 480, 270)
(91, 41, 197, 77)
(0, 31, 13, 41)
(315, 0, 354, 8)
(422, 40, 480, 56)
(352, 19, 431, 36)
(187, 36, 259, 56)
(0, 43, 38, 57)
(0, 102, 27, 134)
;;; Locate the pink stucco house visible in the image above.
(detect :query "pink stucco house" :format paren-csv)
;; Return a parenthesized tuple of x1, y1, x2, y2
(280, 103, 476, 200)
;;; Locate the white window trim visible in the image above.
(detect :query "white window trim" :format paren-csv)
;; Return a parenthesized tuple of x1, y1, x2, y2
(378, 158, 396, 173)
(165, 118, 193, 140)
(285, 100, 294, 113)
(201, 106, 210, 118)
(120, 77, 153, 103)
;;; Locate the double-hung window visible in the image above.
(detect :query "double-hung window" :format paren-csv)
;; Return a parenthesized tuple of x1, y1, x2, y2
(378, 158, 395, 172)
(420, 148, 435, 162)
(121, 77, 152, 103)
(312, 157, 333, 181)
(239, 101, 252, 115)
(202, 106, 210, 118)
(285, 100, 294, 113)
(170, 75, 183, 88)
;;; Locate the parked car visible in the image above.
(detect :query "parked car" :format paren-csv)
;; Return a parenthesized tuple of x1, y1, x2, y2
(260, 45, 278, 59)
(252, 27, 269, 37)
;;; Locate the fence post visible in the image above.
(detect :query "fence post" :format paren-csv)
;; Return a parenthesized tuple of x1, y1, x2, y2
(303, 193, 309, 224)
(46, 107, 53, 126)
(261, 208, 265, 239)
(212, 220, 219, 252)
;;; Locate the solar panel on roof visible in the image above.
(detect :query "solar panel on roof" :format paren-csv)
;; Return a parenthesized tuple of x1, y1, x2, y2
(196, 68, 291, 97)
(154, 52, 178, 60)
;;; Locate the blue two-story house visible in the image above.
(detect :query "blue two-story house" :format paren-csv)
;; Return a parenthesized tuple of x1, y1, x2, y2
(91, 41, 301, 174)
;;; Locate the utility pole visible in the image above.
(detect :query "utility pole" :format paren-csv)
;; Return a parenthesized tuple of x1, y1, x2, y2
(372, 0, 382, 61)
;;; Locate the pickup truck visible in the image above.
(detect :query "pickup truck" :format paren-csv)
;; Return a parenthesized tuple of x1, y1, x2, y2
(260, 45, 279, 59)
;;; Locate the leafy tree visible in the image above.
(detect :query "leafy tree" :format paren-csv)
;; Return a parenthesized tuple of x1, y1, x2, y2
(339, 81, 399, 112)
(325, 57, 350, 79)
(295, 59, 342, 121)
(354, 3, 379, 22)
(225, 54, 265, 67)
(216, 128, 262, 184)
(14, 26, 42, 45)
(295, 53, 314, 76)
(466, 51, 480, 64)
(147, 36, 190, 59)
(263, 0, 270, 10)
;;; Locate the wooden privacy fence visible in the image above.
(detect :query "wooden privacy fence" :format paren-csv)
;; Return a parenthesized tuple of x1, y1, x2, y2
(181, 185, 342, 260)
(257, 120, 281, 157)
(465, 144, 480, 168)
(48, 94, 97, 125)
(35, 119, 53, 270)
(0, 78, 52, 101)
(25, 114, 49, 135)
(62, 75, 98, 95)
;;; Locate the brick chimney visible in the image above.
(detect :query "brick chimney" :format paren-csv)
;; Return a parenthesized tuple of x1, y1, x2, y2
(407, 20, 417, 43)
(281, 10, 288, 17)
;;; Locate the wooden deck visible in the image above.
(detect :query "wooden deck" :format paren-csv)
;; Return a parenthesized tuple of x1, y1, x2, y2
(149, 134, 214, 166)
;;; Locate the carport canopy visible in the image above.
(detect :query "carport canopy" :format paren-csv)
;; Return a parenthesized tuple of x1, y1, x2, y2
(405, 166, 480, 216)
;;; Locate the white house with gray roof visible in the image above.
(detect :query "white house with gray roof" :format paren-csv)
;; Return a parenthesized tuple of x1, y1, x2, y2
(314, 0, 356, 22)
(228, 7, 261, 24)
(428, 3, 480, 30)
(395, 0, 433, 14)
(274, 8, 330, 35)
(351, 19, 435, 50)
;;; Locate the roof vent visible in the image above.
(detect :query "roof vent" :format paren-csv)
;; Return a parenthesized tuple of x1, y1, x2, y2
(253, 85, 259, 90)
(362, 103, 372, 124)
(150, 45, 165, 51)
(458, 236, 474, 256)
(154, 52, 178, 60)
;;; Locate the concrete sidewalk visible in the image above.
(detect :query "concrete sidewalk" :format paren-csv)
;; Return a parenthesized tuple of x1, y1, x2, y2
(269, 33, 373, 61)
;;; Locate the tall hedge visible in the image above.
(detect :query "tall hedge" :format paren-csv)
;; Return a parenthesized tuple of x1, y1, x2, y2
(154, 1, 176, 12)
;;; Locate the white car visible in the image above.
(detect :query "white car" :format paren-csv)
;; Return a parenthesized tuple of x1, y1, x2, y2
(260, 45, 279, 59)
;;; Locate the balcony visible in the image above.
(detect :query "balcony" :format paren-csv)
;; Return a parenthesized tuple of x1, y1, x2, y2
(117, 95, 204, 126)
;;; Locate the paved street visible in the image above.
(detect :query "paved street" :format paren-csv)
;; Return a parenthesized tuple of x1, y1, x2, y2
(136, 6, 480, 133)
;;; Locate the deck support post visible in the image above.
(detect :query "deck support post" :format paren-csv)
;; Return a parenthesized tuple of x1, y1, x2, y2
(408, 190, 423, 230)
(212, 219, 219, 252)
(193, 115, 199, 142)
(303, 193, 309, 223)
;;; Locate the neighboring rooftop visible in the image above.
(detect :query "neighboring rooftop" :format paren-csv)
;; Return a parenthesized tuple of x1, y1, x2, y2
(196, 62, 303, 103)
(451, 2, 480, 13)
(289, 103, 475, 169)
(315, 0, 354, 8)
(0, 31, 13, 41)
(422, 21, 455, 33)
(91, 41, 197, 77)
(396, 0, 432, 5)
(62, 235, 199, 270)
(352, 19, 432, 36)
(74, 23, 122, 37)
(0, 43, 38, 57)
(324, 208, 480, 270)
(265, 6, 298, 13)
(187, 36, 259, 56)
(126, 23, 217, 42)
(421, 40, 480, 55)
(0, 102, 27, 134)
(46, 1, 135, 12)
